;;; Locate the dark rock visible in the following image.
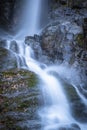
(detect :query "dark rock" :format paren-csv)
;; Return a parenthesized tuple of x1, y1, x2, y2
(0, 47, 17, 71)
(25, 36, 42, 59)
(60, 0, 67, 5)
(71, 124, 80, 130)
(41, 4, 87, 86)
(63, 81, 87, 122)
(41, 22, 64, 63)
(41, 20, 83, 65)
(0, 69, 41, 130)
(0, 39, 7, 48)
(34, 34, 42, 42)
(59, 123, 80, 130)
(83, 18, 87, 38)
(10, 40, 19, 53)
(0, 0, 25, 33)
(49, 0, 87, 8)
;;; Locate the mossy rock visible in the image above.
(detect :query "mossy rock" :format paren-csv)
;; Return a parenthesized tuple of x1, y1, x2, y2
(50, 72, 87, 123)
(76, 34, 84, 47)
(60, 79, 87, 123)
(0, 47, 17, 71)
(0, 69, 41, 130)
(0, 69, 38, 89)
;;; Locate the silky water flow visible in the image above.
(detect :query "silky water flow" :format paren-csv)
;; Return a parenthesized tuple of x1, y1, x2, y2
(3, 0, 87, 130)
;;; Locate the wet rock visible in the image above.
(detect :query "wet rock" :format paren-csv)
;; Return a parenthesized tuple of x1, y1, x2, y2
(59, 0, 67, 5)
(71, 124, 81, 130)
(41, 22, 64, 63)
(59, 123, 80, 130)
(0, 69, 41, 130)
(41, 20, 83, 65)
(62, 80, 87, 123)
(0, 47, 17, 71)
(0, 0, 25, 33)
(41, 5, 87, 86)
(50, 0, 87, 8)
(10, 40, 19, 53)
(25, 35, 42, 59)
(83, 18, 87, 49)
(0, 39, 7, 48)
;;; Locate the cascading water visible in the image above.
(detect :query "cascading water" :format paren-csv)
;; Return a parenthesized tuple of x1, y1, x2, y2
(5, 39, 87, 130)
(15, 0, 42, 39)
(1, 0, 87, 130)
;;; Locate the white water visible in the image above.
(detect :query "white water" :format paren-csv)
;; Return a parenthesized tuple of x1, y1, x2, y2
(2, 0, 87, 130)
(5, 40, 87, 130)
(15, 0, 42, 39)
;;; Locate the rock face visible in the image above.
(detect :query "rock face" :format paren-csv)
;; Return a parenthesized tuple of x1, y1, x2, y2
(0, 47, 17, 71)
(49, 0, 87, 8)
(41, 22, 64, 63)
(0, 0, 25, 33)
(40, 4, 87, 85)
(0, 69, 41, 130)
(59, 123, 81, 130)
(25, 35, 42, 60)
(41, 20, 87, 73)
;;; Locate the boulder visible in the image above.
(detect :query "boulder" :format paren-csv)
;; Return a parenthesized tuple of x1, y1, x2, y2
(41, 20, 82, 64)
(0, 69, 41, 130)
(25, 35, 42, 60)
(0, 47, 17, 71)
(59, 123, 80, 130)
(10, 40, 19, 53)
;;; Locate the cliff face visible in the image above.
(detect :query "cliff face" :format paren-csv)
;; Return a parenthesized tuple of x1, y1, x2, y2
(0, 0, 14, 31)
(49, 0, 87, 8)
(0, 0, 25, 33)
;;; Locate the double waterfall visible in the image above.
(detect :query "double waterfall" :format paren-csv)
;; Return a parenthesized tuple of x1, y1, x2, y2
(4, 0, 87, 130)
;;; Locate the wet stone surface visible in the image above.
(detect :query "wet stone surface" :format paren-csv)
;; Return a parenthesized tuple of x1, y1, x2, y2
(0, 69, 42, 130)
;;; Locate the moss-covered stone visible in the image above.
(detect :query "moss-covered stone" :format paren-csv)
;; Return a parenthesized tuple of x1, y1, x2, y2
(0, 69, 38, 89)
(60, 78, 87, 123)
(0, 47, 17, 71)
(0, 69, 41, 130)
(49, 72, 87, 123)
(76, 34, 84, 47)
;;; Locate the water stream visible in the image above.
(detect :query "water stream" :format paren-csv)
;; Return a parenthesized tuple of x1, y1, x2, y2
(15, 0, 43, 39)
(5, 39, 87, 130)
(6, 40, 87, 130)
(1, 0, 87, 130)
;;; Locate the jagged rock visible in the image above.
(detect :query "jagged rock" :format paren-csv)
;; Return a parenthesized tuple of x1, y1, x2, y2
(49, 0, 87, 8)
(10, 40, 19, 53)
(41, 22, 64, 64)
(25, 35, 42, 59)
(41, 20, 83, 64)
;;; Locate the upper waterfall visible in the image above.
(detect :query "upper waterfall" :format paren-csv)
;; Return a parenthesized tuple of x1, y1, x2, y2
(24, 0, 41, 36)
(15, 0, 48, 39)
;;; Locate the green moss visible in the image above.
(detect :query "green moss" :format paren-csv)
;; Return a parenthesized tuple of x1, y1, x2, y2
(0, 69, 40, 130)
(76, 34, 84, 47)
(0, 47, 8, 56)
(0, 69, 39, 89)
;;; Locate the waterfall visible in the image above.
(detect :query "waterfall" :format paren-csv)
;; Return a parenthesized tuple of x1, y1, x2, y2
(15, 0, 45, 39)
(1, 0, 87, 130)
(23, 0, 41, 36)
(5, 40, 87, 130)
